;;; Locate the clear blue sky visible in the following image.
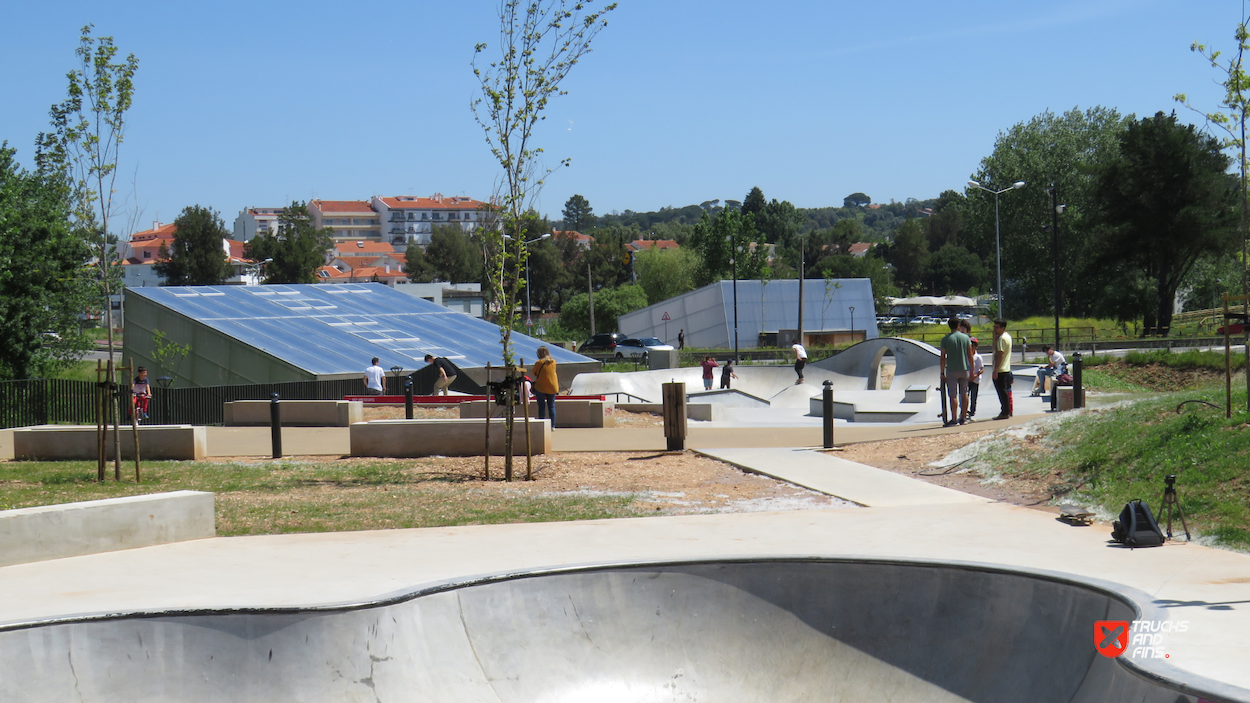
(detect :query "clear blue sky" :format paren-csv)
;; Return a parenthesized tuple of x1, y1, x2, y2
(0, 0, 1244, 234)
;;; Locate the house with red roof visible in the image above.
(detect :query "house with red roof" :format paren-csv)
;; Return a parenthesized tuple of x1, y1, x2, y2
(627, 239, 680, 252)
(307, 200, 382, 244)
(371, 193, 493, 247)
(553, 229, 595, 250)
(120, 221, 262, 287)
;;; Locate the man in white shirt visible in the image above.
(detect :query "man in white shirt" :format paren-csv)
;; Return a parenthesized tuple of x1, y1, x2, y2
(363, 357, 386, 395)
(969, 337, 984, 419)
(792, 342, 808, 384)
(1032, 345, 1066, 396)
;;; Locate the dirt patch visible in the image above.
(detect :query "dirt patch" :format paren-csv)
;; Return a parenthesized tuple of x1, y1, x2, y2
(829, 430, 1063, 511)
(1088, 361, 1223, 391)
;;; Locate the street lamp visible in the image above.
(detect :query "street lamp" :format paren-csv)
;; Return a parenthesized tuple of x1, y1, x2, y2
(244, 257, 273, 285)
(849, 306, 855, 343)
(967, 180, 1025, 319)
(503, 232, 551, 330)
(727, 233, 739, 362)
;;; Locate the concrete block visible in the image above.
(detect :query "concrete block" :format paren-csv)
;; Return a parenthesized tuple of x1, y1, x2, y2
(616, 403, 723, 422)
(350, 419, 552, 457)
(903, 385, 929, 403)
(648, 348, 680, 370)
(224, 400, 363, 427)
(13, 425, 207, 461)
(0, 428, 13, 461)
(0, 491, 215, 567)
(458, 399, 615, 428)
(1056, 387, 1085, 411)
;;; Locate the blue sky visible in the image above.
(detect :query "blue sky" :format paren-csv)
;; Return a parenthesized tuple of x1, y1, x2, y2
(0, 0, 1245, 234)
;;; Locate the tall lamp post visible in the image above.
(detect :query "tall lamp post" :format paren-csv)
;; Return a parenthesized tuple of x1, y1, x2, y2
(849, 306, 855, 343)
(503, 232, 551, 330)
(1047, 185, 1066, 411)
(967, 180, 1025, 319)
(729, 233, 739, 362)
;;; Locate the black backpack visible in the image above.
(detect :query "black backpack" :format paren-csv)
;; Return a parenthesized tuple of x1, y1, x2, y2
(1112, 499, 1165, 547)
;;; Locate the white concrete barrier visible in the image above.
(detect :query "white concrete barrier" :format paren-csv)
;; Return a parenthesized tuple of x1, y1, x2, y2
(350, 419, 552, 457)
(616, 403, 724, 422)
(0, 491, 215, 567)
(224, 400, 364, 427)
(13, 425, 207, 461)
(459, 399, 615, 428)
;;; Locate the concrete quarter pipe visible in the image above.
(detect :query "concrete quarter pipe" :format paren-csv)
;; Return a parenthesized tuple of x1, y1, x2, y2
(0, 559, 1235, 702)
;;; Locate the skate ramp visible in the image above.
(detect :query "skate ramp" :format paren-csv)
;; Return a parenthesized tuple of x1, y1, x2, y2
(811, 336, 942, 391)
(570, 365, 852, 407)
(1, 559, 1225, 702)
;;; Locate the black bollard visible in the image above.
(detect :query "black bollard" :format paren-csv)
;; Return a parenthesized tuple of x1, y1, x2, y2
(405, 377, 414, 419)
(822, 380, 834, 449)
(269, 392, 282, 459)
(1073, 352, 1083, 410)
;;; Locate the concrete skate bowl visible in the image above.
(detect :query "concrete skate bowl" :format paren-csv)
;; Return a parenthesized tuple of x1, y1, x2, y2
(810, 336, 942, 391)
(570, 365, 843, 407)
(2, 558, 1239, 702)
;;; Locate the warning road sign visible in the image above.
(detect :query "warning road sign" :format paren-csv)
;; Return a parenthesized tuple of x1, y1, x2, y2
(661, 311, 671, 321)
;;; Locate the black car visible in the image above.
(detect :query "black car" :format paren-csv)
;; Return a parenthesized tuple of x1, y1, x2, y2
(579, 332, 627, 353)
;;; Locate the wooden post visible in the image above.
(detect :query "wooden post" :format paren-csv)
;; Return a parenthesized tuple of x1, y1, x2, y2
(662, 381, 687, 451)
(521, 358, 532, 481)
(483, 362, 491, 480)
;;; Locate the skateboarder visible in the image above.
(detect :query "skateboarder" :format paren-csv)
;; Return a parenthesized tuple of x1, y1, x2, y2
(792, 342, 807, 383)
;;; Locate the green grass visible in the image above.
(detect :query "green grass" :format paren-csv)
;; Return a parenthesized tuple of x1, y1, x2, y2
(981, 383, 1250, 549)
(50, 360, 101, 382)
(0, 458, 649, 536)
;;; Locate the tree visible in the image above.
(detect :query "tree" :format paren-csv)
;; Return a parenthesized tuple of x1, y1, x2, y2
(742, 187, 766, 217)
(425, 225, 482, 283)
(688, 209, 763, 286)
(966, 107, 1128, 318)
(884, 218, 929, 292)
(402, 243, 434, 283)
(926, 243, 987, 295)
(843, 192, 871, 207)
(153, 205, 231, 286)
(925, 190, 967, 249)
(0, 145, 95, 379)
(557, 284, 647, 339)
(244, 202, 333, 284)
(634, 247, 699, 305)
(35, 25, 138, 374)
(562, 194, 595, 232)
(1094, 112, 1238, 333)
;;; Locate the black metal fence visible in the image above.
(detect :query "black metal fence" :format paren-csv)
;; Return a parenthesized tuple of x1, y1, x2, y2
(1, 376, 420, 429)
(0, 379, 97, 429)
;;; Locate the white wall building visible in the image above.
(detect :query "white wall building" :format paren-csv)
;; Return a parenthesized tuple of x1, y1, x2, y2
(233, 207, 284, 242)
(307, 200, 383, 244)
(371, 194, 492, 247)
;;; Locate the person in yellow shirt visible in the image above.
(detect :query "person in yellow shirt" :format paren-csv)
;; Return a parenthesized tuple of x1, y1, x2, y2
(991, 319, 1013, 420)
(532, 346, 560, 429)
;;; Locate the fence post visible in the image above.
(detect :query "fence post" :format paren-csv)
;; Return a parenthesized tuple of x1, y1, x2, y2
(823, 380, 835, 448)
(270, 393, 282, 459)
(1073, 352, 1084, 410)
(405, 376, 414, 420)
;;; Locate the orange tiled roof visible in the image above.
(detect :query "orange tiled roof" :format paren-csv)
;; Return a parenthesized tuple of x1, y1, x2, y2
(629, 239, 679, 251)
(311, 200, 374, 213)
(552, 230, 595, 243)
(334, 241, 396, 256)
(379, 195, 488, 211)
(130, 223, 177, 242)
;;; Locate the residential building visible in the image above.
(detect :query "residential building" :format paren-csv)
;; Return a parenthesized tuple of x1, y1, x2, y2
(233, 207, 285, 242)
(628, 239, 680, 252)
(371, 194, 492, 247)
(307, 200, 382, 244)
(553, 229, 595, 250)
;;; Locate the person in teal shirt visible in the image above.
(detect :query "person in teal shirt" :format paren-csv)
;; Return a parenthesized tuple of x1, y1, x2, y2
(939, 317, 973, 426)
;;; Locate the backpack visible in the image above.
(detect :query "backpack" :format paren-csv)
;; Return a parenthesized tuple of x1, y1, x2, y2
(1111, 499, 1165, 547)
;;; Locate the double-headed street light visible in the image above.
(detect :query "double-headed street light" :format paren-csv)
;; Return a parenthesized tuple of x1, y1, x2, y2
(967, 180, 1025, 319)
(503, 232, 552, 330)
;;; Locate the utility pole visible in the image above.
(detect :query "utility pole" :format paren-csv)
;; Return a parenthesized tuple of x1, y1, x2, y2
(587, 261, 595, 336)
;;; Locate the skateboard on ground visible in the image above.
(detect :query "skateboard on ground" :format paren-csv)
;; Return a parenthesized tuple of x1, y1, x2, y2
(1058, 504, 1095, 526)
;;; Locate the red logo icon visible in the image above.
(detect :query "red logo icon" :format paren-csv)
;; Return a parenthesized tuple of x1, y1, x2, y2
(1095, 620, 1129, 658)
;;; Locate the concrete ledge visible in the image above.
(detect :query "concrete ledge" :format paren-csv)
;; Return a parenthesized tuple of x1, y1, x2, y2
(459, 399, 615, 428)
(1056, 387, 1085, 411)
(13, 425, 207, 461)
(350, 419, 552, 457)
(811, 397, 919, 423)
(903, 384, 929, 403)
(0, 491, 215, 567)
(224, 400, 363, 427)
(0, 428, 13, 461)
(617, 403, 724, 422)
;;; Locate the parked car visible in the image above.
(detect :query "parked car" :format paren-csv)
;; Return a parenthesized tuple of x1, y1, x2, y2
(579, 332, 627, 353)
(615, 337, 675, 361)
(1218, 314, 1247, 336)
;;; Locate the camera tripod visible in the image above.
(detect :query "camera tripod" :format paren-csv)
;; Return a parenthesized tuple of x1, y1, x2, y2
(1158, 475, 1191, 541)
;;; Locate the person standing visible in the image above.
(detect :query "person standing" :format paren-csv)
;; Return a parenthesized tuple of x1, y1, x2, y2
(132, 366, 151, 420)
(423, 354, 458, 396)
(678, 329, 685, 350)
(532, 345, 559, 430)
(720, 358, 739, 389)
(991, 319, 1013, 420)
(700, 355, 718, 390)
(939, 318, 973, 426)
(363, 357, 385, 396)
(792, 341, 808, 383)
(969, 337, 984, 420)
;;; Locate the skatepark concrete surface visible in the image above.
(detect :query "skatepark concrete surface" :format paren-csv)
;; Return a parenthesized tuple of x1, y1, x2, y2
(4, 445, 1250, 701)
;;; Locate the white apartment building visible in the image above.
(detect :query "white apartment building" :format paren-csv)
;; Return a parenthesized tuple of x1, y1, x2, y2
(307, 200, 383, 244)
(233, 207, 284, 242)
(371, 194, 492, 247)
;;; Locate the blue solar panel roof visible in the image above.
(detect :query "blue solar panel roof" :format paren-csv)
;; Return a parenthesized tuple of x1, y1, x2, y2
(127, 283, 591, 374)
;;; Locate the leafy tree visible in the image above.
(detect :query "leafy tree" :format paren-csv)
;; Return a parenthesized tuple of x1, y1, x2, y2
(966, 106, 1128, 318)
(150, 329, 191, 386)
(925, 190, 967, 249)
(756, 198, 803, 246)
(561, 194, 595, 232)
(926, 243, 987, 295)
(830, 218, 862, 254)
(558, 284, 647, 339)
(425, 224, 483, 284)
(0, 145, 95, 379)
(843, 192, 871, 207)
(1094, 112, 1239, 333)
(153, 205, 231, 286)
(402, 242, 434, 283)
(34, 25, 138, 377)
(634, 247, 699, 305)
(883, 218, 929, 292)
(742, 187, 766, 217)
(688, 209, 764, 286)
(244, 202, 333, 284)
